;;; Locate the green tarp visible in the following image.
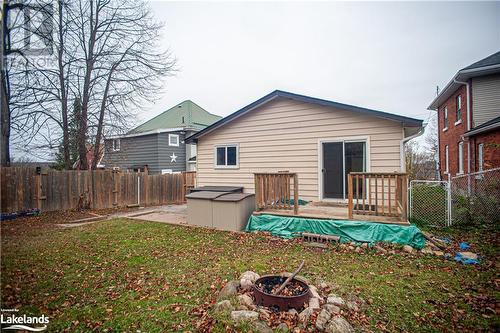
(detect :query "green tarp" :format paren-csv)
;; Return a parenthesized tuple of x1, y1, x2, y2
(246, 214, 426, 249)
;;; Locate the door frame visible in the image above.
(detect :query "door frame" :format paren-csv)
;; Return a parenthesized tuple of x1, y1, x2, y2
(318, 136, 371, 202)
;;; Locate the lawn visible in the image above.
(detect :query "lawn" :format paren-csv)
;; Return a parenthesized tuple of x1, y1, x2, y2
(1, 214, 498, 332)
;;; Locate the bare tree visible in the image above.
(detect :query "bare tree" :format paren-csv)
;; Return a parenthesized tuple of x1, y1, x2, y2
(5, 0, 174, 169)
(405, 139, 437, 180)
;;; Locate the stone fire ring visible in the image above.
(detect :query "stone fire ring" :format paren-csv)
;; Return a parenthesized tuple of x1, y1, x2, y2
(253, 275, 312, 311)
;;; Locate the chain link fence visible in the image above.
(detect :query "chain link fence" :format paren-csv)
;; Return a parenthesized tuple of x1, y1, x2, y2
(409, 180, 450, 227)
(450, 167, 500, 227)
(410, 168, 500, 228)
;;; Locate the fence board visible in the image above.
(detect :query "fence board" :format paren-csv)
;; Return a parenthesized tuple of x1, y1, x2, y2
(0, 167, 191, 213)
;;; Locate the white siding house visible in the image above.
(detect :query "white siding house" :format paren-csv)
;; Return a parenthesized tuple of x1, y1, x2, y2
(186, 91, 423, 202)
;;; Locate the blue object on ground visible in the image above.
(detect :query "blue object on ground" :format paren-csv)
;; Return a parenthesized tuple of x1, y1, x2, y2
(459, 242, 470, 250)
(454, 252, 479, 265)
(440, 237, 452, 244)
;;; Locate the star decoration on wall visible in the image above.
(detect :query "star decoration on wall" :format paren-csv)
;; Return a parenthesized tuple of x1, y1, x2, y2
(170, 153, 177, 163)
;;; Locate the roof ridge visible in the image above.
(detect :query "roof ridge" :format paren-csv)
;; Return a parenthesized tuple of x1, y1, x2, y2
(186, 90, 422, 143)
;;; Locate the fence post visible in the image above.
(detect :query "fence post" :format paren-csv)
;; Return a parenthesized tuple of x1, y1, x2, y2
(36, 170, 42, 210)
(408, 180, 412, 220)
(144, 172, 149, 206)
(447, 178, 452, 226)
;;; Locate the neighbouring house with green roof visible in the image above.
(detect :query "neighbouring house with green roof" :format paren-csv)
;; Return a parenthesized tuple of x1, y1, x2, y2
(101, 100, 222, 174)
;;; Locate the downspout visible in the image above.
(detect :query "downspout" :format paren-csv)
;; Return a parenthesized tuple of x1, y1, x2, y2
(400, 125, 425, 172)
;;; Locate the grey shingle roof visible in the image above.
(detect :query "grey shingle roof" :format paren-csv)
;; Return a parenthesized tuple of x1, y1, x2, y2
(462, 51, 500, 71)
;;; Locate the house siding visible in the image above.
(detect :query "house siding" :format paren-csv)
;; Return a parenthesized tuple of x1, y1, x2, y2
(196, 98, 404, 201)
(102, 131, 187, 174)
(103, 134, 159, 172)
(157, 131, 186, 173)
(472, 74, 500, 127)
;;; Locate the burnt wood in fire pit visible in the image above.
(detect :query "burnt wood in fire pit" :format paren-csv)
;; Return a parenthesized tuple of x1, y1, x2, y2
(253, 275, 311, 311)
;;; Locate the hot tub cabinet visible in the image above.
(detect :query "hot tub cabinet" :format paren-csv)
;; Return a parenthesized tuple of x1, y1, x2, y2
(212, 193, 255, 232)
(186, 191, 255, 231)
(186, 191, 228, 228)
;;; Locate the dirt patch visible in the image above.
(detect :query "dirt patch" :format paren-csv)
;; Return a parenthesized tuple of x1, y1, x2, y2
(0, 207, 139, 238)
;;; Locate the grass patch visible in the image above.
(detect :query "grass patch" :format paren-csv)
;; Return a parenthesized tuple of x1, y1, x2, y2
(1, 217, 498, 332)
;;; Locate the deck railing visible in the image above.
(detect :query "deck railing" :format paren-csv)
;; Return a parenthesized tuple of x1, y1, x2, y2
(254, 172, 299, 215)
(348, 172, 408, 222)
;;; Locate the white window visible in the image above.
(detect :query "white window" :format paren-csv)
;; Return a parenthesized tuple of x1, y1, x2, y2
(458, 142, 464, 174)
(214, 144, 239, 168)
(445, 145, 449, 173)
(112, 139, 120, 151)
(443, 107, 448, 130)
(455, 95, 462, 124)
(478, 143, 484, 172)
(168, 134, 179, 147)
(189, 144, 197, 158)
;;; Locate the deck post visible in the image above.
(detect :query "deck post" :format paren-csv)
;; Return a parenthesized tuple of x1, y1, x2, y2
(401, 175, 408, 222)
(254, 174, 259, 210)
(348, 174, 353, 219)
(293, 173, 299, 215)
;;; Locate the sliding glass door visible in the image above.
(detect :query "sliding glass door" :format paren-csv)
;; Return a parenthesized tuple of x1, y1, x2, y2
(322, 141, 366, 199)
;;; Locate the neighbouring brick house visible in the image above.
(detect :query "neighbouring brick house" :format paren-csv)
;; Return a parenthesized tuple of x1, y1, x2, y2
(428, 51, 500, 179)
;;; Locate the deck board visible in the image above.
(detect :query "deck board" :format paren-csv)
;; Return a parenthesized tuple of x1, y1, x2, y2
(254, 203, 410, 225)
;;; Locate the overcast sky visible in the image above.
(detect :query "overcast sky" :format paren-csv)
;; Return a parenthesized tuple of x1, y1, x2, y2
(142, 0, 499, 128)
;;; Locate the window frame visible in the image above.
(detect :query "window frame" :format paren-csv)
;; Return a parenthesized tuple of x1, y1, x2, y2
(443, 107, 448, 131)
(478, 143, 484, 172)
(214, 144, 239, 169)
(445, 145, 449, 173)
(455, 95, 462, 125)
(168, 134, 180, 147)
(112, 139, 121, 151)
(458, 141, 464, 174)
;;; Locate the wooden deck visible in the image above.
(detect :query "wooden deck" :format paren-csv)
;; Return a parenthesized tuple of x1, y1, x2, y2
(253, 202, 410, 225)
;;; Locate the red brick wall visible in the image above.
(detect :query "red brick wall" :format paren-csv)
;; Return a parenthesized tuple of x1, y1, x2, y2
(470, 130, 500, 172)
(437, 85, 469, 179)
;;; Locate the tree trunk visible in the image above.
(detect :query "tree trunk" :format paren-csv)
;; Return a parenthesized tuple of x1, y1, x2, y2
(79, 0, 97, 170)
(57, 0, 70, 169)
(1, 0, 11, 166)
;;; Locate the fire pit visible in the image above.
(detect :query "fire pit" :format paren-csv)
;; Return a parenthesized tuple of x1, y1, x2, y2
(253, 275, 311, 311)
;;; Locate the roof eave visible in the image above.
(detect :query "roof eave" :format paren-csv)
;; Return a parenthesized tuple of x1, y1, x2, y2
(464, 121, 500, 137)
(428, 64, 500, 110)
(186, 90, 422, 143)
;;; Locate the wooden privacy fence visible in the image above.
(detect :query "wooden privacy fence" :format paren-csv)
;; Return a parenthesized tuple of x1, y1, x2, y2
(1, 167, 193, 213)
(254, 172, 299, 215)
(182, 171, 196, 194)
(348, 172, 408, 222)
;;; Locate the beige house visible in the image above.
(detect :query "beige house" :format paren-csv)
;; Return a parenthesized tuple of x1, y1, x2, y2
(186, 90, 423, 202)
